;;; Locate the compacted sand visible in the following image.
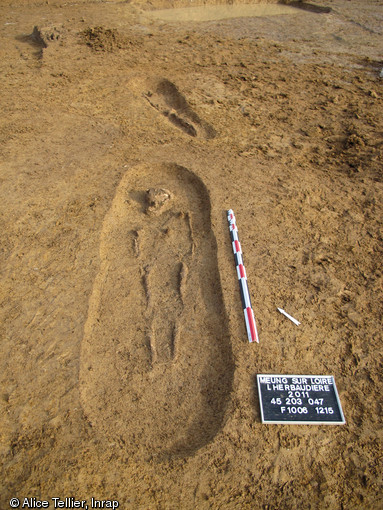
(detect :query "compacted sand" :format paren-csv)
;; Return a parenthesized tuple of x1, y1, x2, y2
(1, 0, 382, 508)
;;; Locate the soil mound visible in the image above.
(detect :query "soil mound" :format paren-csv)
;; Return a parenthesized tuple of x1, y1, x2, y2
(80, 26, 132, 52)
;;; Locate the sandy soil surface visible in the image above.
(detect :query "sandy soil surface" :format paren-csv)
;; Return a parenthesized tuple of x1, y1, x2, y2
(1, 0, 382, 508)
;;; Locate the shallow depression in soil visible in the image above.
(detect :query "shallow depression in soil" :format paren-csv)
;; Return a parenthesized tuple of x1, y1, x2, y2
(145, 3, 303, 22)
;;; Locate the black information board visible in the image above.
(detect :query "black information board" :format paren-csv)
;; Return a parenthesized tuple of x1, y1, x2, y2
(257, 374, 345, 424)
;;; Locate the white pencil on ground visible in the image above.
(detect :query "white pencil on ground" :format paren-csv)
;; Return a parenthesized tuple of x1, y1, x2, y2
(277, 308, 301, 326)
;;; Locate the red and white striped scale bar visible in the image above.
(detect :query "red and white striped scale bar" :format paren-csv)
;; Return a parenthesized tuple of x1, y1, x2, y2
(227, 209, 259, 343)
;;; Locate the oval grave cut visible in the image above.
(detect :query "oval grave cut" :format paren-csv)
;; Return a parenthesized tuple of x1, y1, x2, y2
(80, 163, 233, 458)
